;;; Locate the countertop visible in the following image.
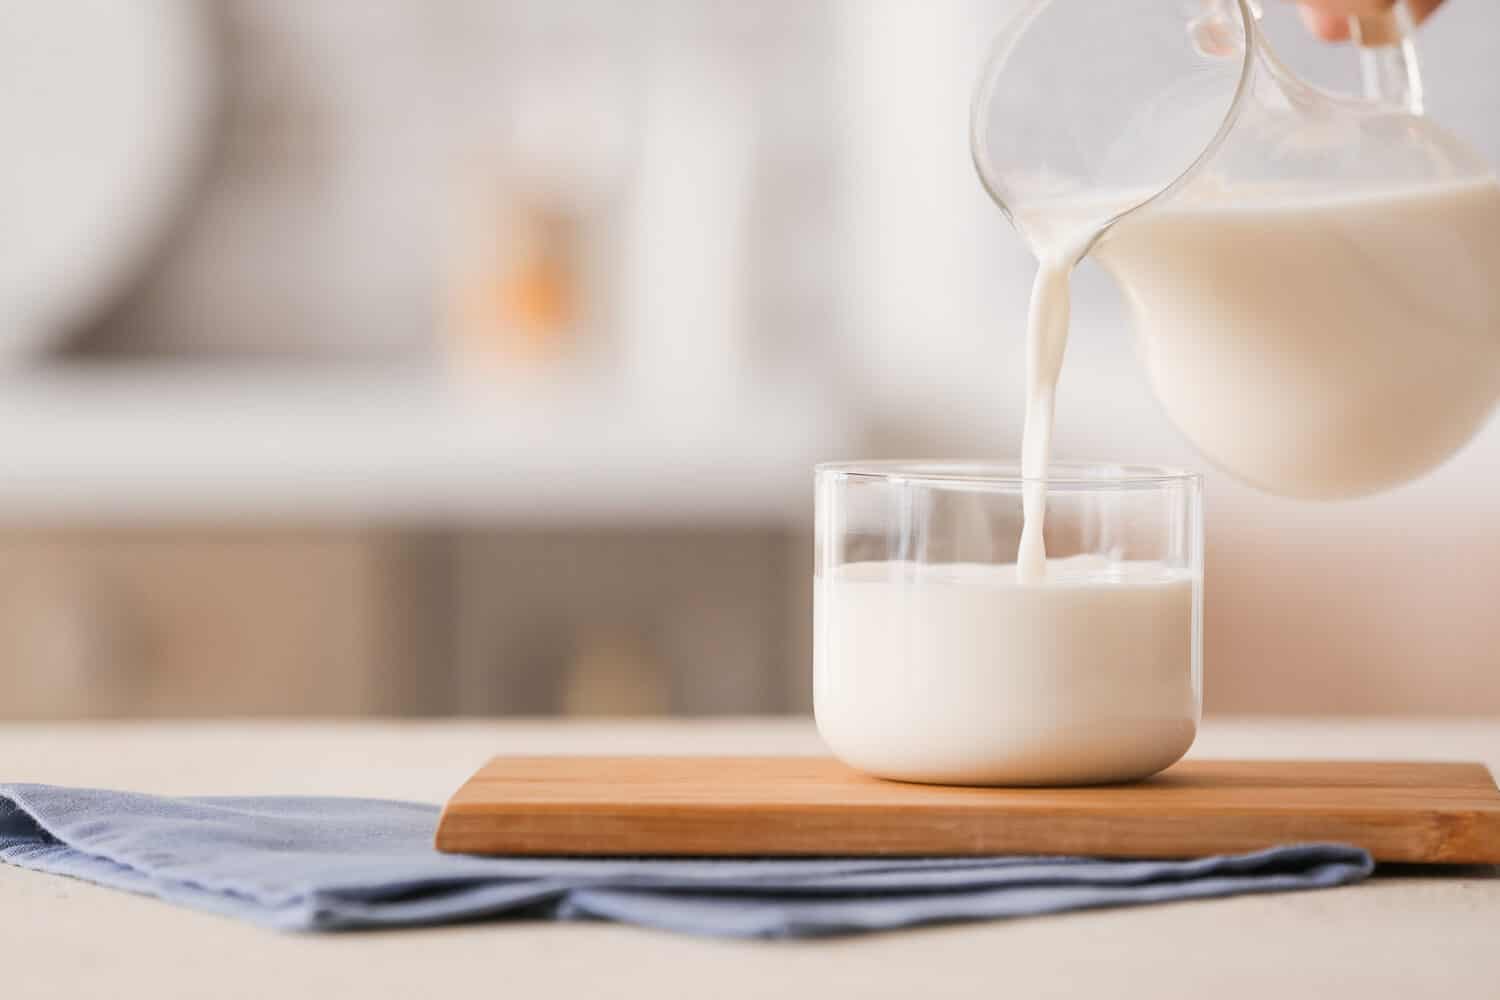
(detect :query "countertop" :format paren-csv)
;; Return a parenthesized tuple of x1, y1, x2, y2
(3, 717, 1497, 999)
(0, 366, 850, 524)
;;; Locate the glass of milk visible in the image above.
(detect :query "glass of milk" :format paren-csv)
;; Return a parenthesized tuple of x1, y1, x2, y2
(815, 462, 1203, 786)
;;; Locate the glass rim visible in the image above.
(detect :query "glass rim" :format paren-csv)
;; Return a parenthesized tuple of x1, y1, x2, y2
(816, 460, 1201, 490)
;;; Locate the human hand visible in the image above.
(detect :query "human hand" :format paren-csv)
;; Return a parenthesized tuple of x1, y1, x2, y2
(1297, 0, 1446, 41)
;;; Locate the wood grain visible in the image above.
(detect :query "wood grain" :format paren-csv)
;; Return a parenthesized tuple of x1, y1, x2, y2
(435, 757, 1500, 863)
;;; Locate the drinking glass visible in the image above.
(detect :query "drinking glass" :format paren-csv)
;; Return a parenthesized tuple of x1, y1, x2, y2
(815, 462, 1203, 786)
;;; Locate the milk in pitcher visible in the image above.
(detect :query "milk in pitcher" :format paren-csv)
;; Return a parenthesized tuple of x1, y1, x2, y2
(1018, 178, 1500, 514)
(1097, 179, 1500, 499)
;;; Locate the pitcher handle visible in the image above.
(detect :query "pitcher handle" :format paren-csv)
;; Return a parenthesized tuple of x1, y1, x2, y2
(1351, 2, 1424, 114)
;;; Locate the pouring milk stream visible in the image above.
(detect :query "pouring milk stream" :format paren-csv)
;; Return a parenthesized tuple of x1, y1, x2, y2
(984, 1, 1500, 580)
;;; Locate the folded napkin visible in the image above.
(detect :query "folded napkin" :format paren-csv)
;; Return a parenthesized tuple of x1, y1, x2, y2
(0, 783, 1372, 939)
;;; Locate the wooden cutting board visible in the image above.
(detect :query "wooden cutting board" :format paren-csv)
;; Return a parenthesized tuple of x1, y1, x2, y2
(435, 757, 1500, 863)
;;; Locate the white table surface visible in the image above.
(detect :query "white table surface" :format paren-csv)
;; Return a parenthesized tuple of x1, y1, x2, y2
(2, 717, 1497, 999)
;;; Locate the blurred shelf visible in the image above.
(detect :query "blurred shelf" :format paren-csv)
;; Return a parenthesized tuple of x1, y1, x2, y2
(0, 364, 855, 524)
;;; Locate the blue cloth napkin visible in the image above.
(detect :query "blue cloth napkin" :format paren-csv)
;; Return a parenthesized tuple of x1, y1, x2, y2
(0, 783, 1373, 939)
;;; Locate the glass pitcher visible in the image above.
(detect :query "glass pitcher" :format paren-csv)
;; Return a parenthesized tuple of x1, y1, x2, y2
(972, 0, 1500, 500)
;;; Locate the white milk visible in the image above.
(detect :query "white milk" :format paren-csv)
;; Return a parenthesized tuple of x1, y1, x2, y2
(1096, 179, 1500, 499)
(1018, 179, 1500, 539)
(1018, 250, 1084, 582)
(815, 557, 1198, 786)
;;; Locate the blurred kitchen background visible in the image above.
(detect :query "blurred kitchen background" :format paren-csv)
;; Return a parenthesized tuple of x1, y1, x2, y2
(4, 0, 1499, 720)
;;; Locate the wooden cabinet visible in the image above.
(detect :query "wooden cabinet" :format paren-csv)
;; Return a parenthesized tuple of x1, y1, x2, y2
(0, 530, 450, 719)
(0, 526, 805, 720)
(452, 529, 803, 716)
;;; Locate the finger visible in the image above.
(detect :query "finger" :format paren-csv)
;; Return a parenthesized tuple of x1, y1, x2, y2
(1295, 0, 1394, 13)
(1300, 6, 1356, 41)
(1297, 0, 1445, 42)
(1293, 0, 1393, 42)
(1405, 0, 1446, 24)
